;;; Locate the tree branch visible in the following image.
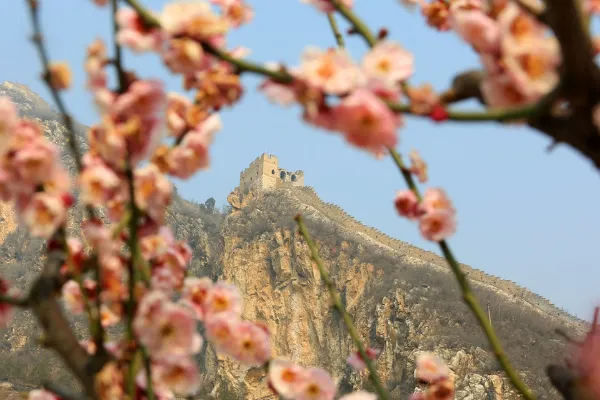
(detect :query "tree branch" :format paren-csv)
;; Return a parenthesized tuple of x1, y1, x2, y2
(295, 215, 390, 400)
(388, 149, 536, 400)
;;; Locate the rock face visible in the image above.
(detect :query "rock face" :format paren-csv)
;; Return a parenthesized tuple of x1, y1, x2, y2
(0, 82, 589, 399)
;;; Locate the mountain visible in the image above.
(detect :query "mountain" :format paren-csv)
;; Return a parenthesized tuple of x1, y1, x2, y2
(0, 82, 588, 399)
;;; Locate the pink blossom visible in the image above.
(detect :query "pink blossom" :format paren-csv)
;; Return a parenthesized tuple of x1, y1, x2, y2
(166, 93, 192, 138)
(409, 150, 428, 183)
(296, 367, 337, 400)
(415, 352, 450, 383)
(87, 119, 127, 169)
(480, 73, 530, 108)
(203, 281, 243, 319)
(419, 188, 455, 215)
(204, 311, 239, 355)
(161, 114, 220, 179)
(161, 1, 230, 40)
(362, 41, 414, 89)
(569, 307, 600, 398)
(269, 359, 307, 398)
(62, 280, 85, 314)
(295, 47, 363, 95)
(395, 190, 420, 220)
(19, 192, 67, 238)
(502, 37, 560, 100)
(422, 1, 451, 31)
(100, 305, 121, 328)
(134, 291, 199, 359)
(231, 320, 272, 365)
(28, 390, 59, 400)
(134, 164, 173, 224)
(449, 10, 500, 54)
(48, 62, 73, 91)
(82, 219, 113, 255)
(419, 210, 456, 242)
(332, 89, 401, 156)
(112, 79, 166, 120)
(95, 361, 125, 400)
(182, 277, 214, 319)
(162, 39, 205, 75)
(0, 278, 16, 329)
(12, 139, 60, 187)
(211, 0, 254, 27)
(425, 379, 455, 400)
(139, 225, 176, 261)
(79, 162, 122, 206)
(497, 3, 545, 49)
(0, 96, 19, 156)
(116, 8, 164, 52)
(260, 79, 298, 106)
(301, 0, 353, 13)
(346, 347, 381, 371)
(154, 356, 202, 396)
(339, 391, 377, 400)
(587, 0, 600, 14)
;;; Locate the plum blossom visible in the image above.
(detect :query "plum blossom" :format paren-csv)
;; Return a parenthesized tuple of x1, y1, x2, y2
(419, 188, 455, 215)
(204, 311, 239, 355)
(134, 164, 173, 224)
(162, 38, 205, 75)
(48, 62, 72, 91)
(269, 359, 307, 398)
(203, 281, 243, 319)
(19, 192, 67, 239)
(409, 150, 428, 183)
(94, 361, 125, 400)
(332, 89, 401, 156)
(415, 352, 450, 383)
(134, 291, 200, 359)
(153, 356, 202, 396)
(295, 367, 337, 400)
(295, 47, 363, 95)
(79, 161, 122, 206)
(28, 390, 59, 400)
(419, 210, 456, 242)
(346, 347, 381, 371)
(569, 307, 600, 398)
(449, 9, 500, 53)
(480, 73, 529, 108)
(502, 37, 560, 100)
(421, 0, 451, 31)
(231, 321, 272, 365)
(0, 97, 19, 155)
(211, 0, 254, 27)
(62, 280, 85, 314)
(182, 277, 214, 319)
(166, 93, 193, 137)
(363, 41, 414, 89)
(116, 8, 164, 52)
(395, 190, 420, 220)
(301, 0, 353, 13)
(161, 1, 230, 41)
(0, 278, 16, 329)
(339, 392, 377, 400)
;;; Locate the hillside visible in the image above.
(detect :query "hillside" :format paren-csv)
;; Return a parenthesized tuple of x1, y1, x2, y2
(0, 81, 589, 399)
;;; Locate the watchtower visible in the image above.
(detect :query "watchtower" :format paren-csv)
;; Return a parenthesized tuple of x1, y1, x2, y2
(239, 153, 304, 194)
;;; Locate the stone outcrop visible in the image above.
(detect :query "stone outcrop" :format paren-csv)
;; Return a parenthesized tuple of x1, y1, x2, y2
(0, 82, 588, 399)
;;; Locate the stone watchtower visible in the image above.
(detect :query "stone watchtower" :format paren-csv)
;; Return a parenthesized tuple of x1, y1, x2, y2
(239, 153, 304, 194)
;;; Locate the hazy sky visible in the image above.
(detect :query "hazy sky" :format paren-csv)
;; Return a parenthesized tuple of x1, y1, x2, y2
(1, 0, 598, 320)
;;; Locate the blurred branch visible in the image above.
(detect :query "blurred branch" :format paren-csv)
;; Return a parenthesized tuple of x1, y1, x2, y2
(389, 149, 536, 400)
(295, 215, 391, 400)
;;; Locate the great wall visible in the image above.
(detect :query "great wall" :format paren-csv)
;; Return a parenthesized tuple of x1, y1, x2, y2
(285, 184, 587, 331)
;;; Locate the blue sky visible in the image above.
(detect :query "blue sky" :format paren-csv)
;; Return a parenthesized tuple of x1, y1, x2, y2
(1, 0, 598, 320)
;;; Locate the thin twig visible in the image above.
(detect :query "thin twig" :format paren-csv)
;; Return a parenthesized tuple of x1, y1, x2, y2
(327, 13, 345, 48)
(389, 149, 536, 400)
(295, 215, 390, 400)
(24, 0, 106, 352)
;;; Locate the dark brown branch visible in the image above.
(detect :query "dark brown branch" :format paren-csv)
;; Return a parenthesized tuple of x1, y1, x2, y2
(27, 232, 101, 399)
(0, 294, 29, 307)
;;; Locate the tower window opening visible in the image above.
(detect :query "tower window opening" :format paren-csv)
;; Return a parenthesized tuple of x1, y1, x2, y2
(280, 171, 286, 179)
(291, 174, 297, 182)
(271, 169, 275, 174)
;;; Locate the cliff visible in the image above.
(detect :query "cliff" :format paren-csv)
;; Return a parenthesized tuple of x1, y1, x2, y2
(0, 82, 588, 399)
